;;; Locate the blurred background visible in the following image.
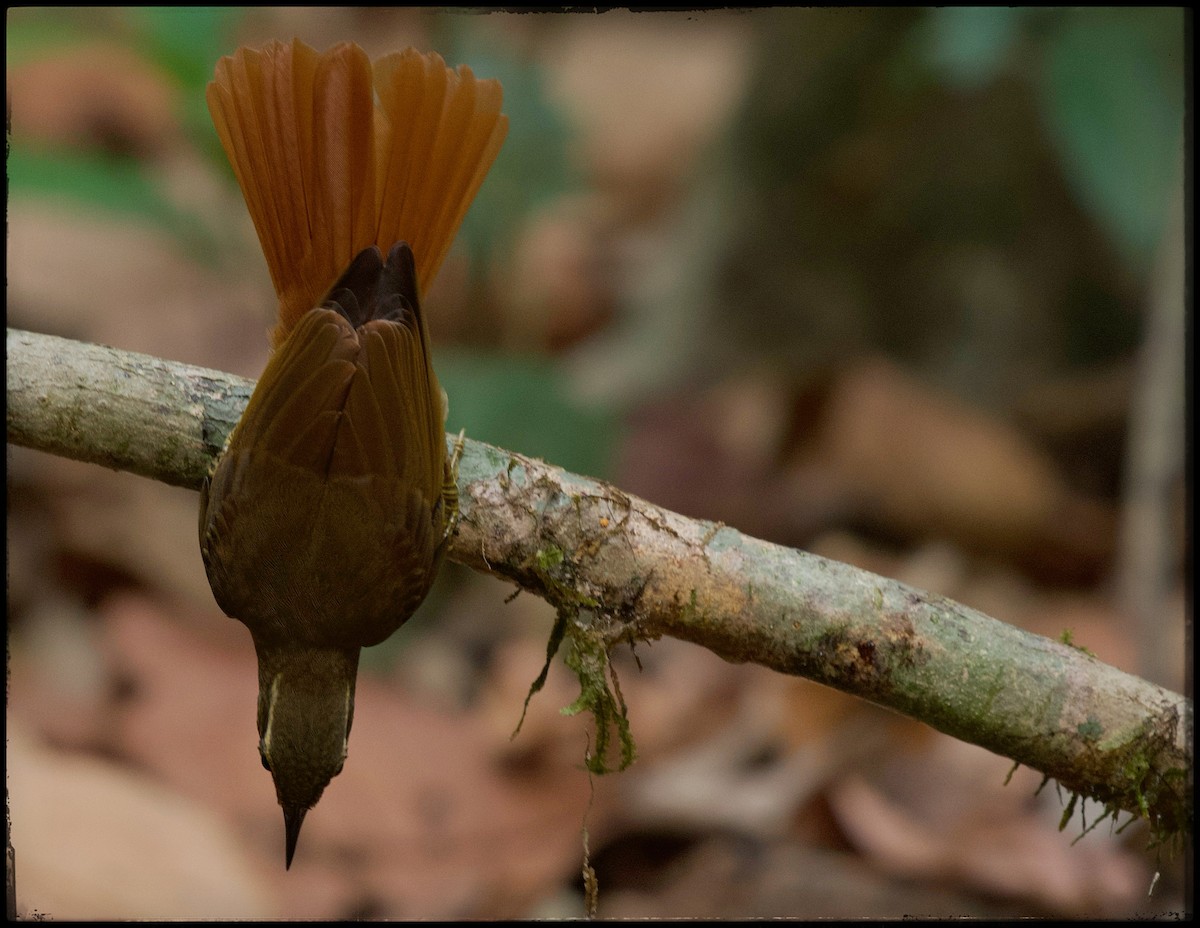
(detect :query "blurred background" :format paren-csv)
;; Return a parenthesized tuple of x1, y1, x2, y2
(5, 6, 1188, 919)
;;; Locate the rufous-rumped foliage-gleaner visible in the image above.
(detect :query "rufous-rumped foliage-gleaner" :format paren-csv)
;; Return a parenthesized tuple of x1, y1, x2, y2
(199, 37, 507, 868)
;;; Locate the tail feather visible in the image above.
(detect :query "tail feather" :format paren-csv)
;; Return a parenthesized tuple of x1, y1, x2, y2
(373, 50, 508, 290)
(309, 46, 376, 306)
(207, 39, 507, 348)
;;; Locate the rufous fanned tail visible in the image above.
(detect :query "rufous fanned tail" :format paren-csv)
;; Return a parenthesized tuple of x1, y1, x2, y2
(206, 38, 508, 347)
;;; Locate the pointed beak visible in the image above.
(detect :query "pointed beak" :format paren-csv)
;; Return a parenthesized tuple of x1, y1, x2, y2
(283, 804, 307, 869)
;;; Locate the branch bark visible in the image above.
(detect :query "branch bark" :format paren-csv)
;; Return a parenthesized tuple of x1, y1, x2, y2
(6, 326, 1192, 837)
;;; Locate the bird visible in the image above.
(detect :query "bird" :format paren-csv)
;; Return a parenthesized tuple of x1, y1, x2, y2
(199, 38, 507, 868)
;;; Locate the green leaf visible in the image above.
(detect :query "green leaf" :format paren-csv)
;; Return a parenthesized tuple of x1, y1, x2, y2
(436, 350, 617, 481)
(920, 7, 1023, 89)
(7, 145, 215, 257)
(125, 7, 246, 162)
(5, 8, 97, 65)
(129, 7, 240, 92)
(1039, 9, 1184, 270)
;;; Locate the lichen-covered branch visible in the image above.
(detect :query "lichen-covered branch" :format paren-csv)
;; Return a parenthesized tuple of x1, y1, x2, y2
(6, 327, 252, 488)
(6, 327, 1192, 838)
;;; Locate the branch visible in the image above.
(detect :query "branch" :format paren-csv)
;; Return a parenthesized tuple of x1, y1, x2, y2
(6, 327, 1192, 838)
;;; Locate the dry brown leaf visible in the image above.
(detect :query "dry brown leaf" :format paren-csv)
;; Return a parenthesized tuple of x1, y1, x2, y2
(598, 836, 1022, 919)
(8, 41, 179, 157)
(7, 203, 269, 376)
(101, 594, 268, 813)
(7, 595, 116, 750)
(618, 376, 840, 547)
(7, 720, 276, 920)
(827, 736, 1150, 917)
(787, 357, 1117, 583)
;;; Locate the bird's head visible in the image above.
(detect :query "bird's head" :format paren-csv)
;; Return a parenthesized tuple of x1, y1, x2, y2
(254, 644, 359, 868)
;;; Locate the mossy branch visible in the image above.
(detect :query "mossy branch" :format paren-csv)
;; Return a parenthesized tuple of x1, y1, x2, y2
(6, 327, 1192, 839)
